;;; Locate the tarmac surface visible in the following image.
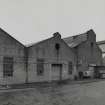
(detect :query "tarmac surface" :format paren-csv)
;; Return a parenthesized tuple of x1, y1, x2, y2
(0, 79, 105, 105)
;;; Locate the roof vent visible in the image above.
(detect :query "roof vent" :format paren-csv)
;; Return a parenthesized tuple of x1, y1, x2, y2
(53, 32, 61, 38)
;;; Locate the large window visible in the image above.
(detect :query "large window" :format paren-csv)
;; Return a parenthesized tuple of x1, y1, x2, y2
(37, 59, 44, 76)
(68, 62, 73, 74)
(3, 57, 14, 77)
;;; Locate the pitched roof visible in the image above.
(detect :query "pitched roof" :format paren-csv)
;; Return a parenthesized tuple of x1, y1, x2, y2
(63, 32, 88, 48)
(26, 37, 52, 47)
(97, 40, 105, 53)
(26, 32, 62, 47)
(0, 28, 25, 47)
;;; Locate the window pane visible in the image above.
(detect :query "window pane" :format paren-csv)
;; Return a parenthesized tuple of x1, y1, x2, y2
(68, 62, 72, 74)
(37, 59, 44, 76)
(3, 57, 13, 77)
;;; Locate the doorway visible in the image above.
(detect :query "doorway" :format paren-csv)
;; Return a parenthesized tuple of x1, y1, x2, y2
(51, 64, 62, 81)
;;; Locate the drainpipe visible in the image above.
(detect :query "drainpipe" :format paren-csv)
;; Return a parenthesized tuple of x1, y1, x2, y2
(24, 47, 28, 83)
(55, 43, 62, 81)
(55, 43, 60, 61)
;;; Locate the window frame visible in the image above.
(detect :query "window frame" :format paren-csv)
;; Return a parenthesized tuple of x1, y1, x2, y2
(36, 58, 44, 76)
(68, 62, 73, 74)
(3, 57, 14, 77)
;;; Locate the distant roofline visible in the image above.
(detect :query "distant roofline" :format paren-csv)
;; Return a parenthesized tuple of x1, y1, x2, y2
(0, 28, 96, 48)
(97, 40, 105, 45)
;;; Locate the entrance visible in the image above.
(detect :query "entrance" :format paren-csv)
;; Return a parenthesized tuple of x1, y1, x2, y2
(51, 64, 62, 81)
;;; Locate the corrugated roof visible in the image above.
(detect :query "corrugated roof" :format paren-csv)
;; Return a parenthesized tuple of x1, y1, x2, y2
(63, 33, 87, 48)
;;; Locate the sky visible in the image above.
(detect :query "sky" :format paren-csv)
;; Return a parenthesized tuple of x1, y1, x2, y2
(0, 0, 105, 45)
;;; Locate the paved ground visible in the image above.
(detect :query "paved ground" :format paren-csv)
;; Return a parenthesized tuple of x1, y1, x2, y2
(1, 80, 105, 105)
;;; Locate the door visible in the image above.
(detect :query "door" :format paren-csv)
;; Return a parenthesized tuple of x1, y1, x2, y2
(51, 64, 62, 81)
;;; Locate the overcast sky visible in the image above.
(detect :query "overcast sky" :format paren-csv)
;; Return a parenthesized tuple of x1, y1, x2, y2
(0, 0, 105, 45)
